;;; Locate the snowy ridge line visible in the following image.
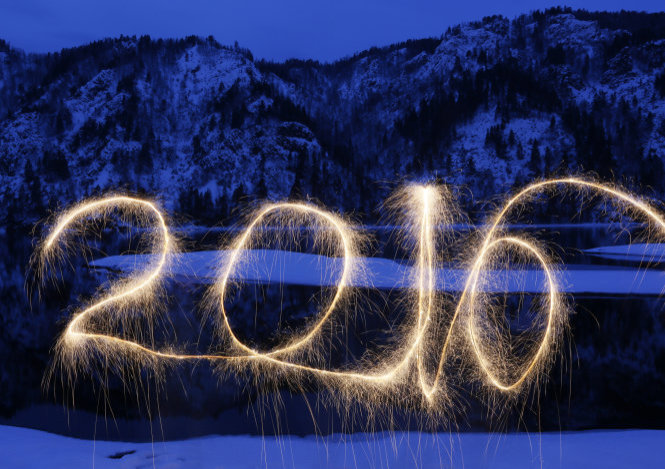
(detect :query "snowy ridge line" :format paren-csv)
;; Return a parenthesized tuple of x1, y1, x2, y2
(89, 249, 665, 295)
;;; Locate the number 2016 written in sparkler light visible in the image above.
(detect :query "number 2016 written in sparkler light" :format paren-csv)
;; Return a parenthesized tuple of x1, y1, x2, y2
(36, 177, 665, 414)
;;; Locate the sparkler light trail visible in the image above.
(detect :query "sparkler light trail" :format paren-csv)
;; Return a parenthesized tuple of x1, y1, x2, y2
(36, 177, 665, 420)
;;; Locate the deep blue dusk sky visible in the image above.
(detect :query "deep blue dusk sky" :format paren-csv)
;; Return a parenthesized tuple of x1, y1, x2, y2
(1, 1, 663, 62)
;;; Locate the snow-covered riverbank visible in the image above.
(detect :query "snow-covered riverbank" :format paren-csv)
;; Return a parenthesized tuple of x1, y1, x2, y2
(90, 248, 665, 295)
(1, 424, 663, 468)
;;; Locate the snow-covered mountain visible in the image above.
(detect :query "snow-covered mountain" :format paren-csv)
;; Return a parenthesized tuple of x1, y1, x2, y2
(1, 8, 665, 222)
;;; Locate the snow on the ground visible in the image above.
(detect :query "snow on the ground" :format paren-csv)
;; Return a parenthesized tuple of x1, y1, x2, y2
(1, 424, 662, 469)
(90, 249, 665, 295)
(585, 243, 665, 262)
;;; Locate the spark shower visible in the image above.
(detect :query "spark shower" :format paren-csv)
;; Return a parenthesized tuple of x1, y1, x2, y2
(35, 177, 665, 424)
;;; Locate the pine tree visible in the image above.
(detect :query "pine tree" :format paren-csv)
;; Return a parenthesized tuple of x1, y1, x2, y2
(544, 147, 553, 174)
(529, 140, 541, 175)
(255, 178, 268, 199)
(23, 160, 43, 215)
(136, 142, 153, 173)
